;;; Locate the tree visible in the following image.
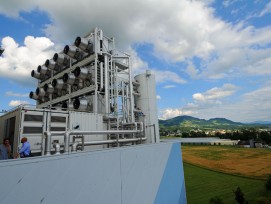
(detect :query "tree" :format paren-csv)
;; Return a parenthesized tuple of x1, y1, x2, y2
(233, 187, 245, 204)
(182, 132, 190, 138)
(259, 131, 271, 144)
(265, 175, 271, 190)
(209, 196, 224, 204)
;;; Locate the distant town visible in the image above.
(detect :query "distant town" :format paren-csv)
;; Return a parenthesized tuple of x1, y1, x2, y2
(159, 115, 271, 147)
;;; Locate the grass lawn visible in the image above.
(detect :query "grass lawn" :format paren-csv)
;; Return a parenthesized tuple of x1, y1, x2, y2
(183, 162, 271, 203)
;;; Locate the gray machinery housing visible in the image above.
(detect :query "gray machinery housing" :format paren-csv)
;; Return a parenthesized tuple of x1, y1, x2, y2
(0, 28, 160, 156)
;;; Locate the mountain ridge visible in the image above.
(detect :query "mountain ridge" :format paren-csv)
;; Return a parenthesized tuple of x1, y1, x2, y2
(159, 115, 271, 129)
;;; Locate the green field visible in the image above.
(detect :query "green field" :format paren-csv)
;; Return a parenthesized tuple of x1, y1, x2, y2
(183, 162, 271, 203)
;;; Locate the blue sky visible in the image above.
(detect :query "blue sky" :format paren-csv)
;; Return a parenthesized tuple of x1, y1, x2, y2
(0, 0, 271, 122)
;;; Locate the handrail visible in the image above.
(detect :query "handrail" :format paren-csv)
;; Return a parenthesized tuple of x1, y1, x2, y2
(44, 124, 144, 156)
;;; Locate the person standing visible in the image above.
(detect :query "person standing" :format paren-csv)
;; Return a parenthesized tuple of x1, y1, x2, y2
(0, 138, 12, 160)
(16, 137, 31, 158)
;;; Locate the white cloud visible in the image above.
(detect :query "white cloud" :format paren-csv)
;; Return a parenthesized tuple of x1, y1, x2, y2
(128, 48, 185, 84)
(160, 82, 271, 122)
(9, 100, 30, 107)
(160, 84, 238, 119)
(0, 0, 271, 122)
(159, 108, 193, 120)
(193, 84, 238, 102)
(128, 47, 149, 75)
(185, 61, 199, 79)
(157, 95, 161, 100)
(155, 70, 186, 84)
(0, 0, 271, 82)
(163, 85, 176, 89)
(259, 1, 271, 17)
(222, 0, 238, 8)
(0, 36, 55, 85)
(6, 91, 28, 97)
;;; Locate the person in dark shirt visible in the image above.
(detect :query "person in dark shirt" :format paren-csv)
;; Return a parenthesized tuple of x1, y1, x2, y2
(0, 138, 11, 160)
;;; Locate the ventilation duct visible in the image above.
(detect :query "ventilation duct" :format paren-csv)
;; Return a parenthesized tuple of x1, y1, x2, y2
(61, 101, 74, 110)
(63, 73, 76, 85)
(74, 37, 94, 53)
(74, 66, 89, 80)
(29, 91, 39, 100)
(52, 79, 65, 90)
(73, 98, 89, 110)
(44, 83, 54, 94)
(72, 79, 84, 92)
(45, 59, 57, 70)
(64, 45, 87, 61)
(31, 70, 41, 79)
(62, 101, 68, 109)
(73, 96, 93, 111)
(53, 53, 70, 66)
(37, 65, 50, 76)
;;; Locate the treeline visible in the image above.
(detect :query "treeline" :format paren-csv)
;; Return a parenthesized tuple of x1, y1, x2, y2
(161, 128, 271, 145)
(216, 129, 271, 144)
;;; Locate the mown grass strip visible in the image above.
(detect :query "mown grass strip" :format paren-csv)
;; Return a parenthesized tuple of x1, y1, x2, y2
(183, 162, 271, 204)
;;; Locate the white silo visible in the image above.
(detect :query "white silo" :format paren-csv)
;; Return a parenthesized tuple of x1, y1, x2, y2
(134, 70, 160, 143)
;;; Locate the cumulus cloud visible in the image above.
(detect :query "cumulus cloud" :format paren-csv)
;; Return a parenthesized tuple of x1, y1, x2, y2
(9, 100, 30, 107)
(0, 0, 271, 82)
(128, 47, 149, 75)
(1, 0, 271, 122)
(160, 84, 238, 119)
(193, 84, 238, 103)
(0, 36, 55, 85)
(157, 95, 161, 100)
(159, 82, 271, 122)
(159, 108, 194, 120)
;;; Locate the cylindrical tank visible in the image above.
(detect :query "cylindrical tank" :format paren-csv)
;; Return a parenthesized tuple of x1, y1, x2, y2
(134, 70, 160, 143)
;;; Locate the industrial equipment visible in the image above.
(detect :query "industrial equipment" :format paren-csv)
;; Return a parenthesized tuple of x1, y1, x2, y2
(0, 28, 160, 156)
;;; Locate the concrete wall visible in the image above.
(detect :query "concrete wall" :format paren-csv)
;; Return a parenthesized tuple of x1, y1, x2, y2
(0, 141, 186, 204)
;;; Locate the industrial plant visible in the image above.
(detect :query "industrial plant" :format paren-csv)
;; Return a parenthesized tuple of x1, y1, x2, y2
(0, 28, 186, 204)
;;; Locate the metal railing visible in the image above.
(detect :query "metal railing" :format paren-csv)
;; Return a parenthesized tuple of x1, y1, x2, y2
(43, 122, 145, 156)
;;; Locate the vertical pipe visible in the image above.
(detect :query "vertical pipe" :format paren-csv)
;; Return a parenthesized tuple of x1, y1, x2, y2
(64, 131, 70, 153)
(153, 124, 157, 143)
(100, 62, 104, 90)
(99, 29, 103, 54)
(94, 54, 98, 113)
(122, 81, 125, 123)
(116, 132, 119, 147)
(81, 135, 85, 151)
(41, 132, 46, 156)
(45, 132, 52, 156)
(116, 63, 119, 118)
(126, 84, 129, 122)
(104, 55, 109, 114)
(128, 56, 134, 122)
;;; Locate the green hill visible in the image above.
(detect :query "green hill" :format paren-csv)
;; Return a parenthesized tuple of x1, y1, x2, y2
(159, 115, 268, 130)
